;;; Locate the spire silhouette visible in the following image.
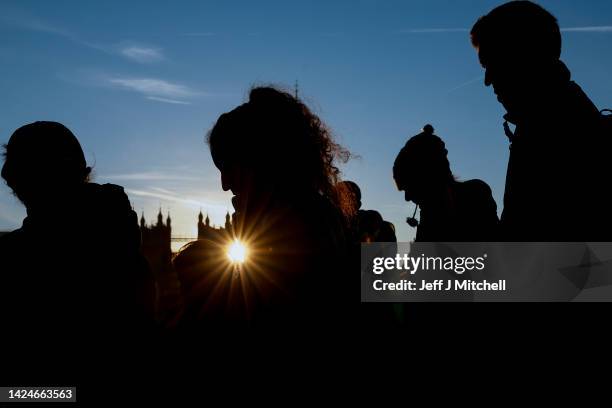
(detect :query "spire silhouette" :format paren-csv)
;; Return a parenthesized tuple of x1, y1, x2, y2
(157, 207, 163, 226)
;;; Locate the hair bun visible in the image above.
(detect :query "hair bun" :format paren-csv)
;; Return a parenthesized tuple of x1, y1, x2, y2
(423, 124, 434, 135)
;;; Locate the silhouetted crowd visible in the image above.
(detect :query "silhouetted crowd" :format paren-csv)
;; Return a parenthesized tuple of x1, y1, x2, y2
(1, 1, 612, 355)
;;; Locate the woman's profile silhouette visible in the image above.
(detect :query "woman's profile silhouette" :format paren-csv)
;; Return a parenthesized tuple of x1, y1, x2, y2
(205, 86, 354, 326)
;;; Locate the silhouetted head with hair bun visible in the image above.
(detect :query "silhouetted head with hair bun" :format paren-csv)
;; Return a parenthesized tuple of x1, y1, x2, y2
(393, 124, 453, 205)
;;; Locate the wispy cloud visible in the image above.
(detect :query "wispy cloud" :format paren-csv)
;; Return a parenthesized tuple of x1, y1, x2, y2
(127, 186, 233, 237)
(150, 187, 179, 195)
(127, 188, 227, 210)
(107, 77, 198, 102)
(448, 75, 484, 93)
(0, 9, 108, 51)
(100, 171, 199, 181)
(62, 70, 204, 105)
(561, 26, 612, 32)
(2, 10, 167, 63)
(1, 9, 72, 37)
(120, 45, 164, 63)
(146, 96, 191, 105)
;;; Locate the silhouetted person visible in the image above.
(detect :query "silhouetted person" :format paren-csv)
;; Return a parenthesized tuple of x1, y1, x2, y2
(336, 180, 362, 220)
(393, 124, 498, 241)
(172, 238, 249, 329)
(336, 180, 397, 243)
(335, 181, 400, 326)
(0, 122, 155, 379)
(207, 86, 353, 326)
(471, 1, 612, 241)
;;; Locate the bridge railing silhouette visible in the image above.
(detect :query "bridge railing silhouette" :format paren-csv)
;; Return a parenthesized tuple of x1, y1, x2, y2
(171, 237, 198, 242)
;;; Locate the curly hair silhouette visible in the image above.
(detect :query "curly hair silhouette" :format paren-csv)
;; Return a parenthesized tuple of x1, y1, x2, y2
(205, 86, 354, 326)
(208, 86, 352, 219)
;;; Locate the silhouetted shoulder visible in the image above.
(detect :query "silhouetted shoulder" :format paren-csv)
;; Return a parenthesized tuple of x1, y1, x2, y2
(461, 179, 493, 196)
(459, 179, 496, 211)
(100, 182, 128, 194)
(299, 193, 349, 253)
(0, 228, 20, 245)
(457, 179, 499, 241)
(0, 223, 31, 257)
(80, 183, 142, 250)
(83, 183, 135, 220)
(90, 183, 131, 204)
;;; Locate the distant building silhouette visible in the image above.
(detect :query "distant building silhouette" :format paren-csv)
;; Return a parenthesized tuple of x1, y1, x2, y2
(139, 209, 233, 325)
(139, 208, 234, 261)
(140, 208, 172, 273)
(139, 208, 175, 324)
(197, 209, 233, 241)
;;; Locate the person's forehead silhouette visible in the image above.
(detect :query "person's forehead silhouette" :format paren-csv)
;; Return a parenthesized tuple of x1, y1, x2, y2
(471, 1, 561, 69)
(3, 121, 86, 175)
(2, 121, 91, 208)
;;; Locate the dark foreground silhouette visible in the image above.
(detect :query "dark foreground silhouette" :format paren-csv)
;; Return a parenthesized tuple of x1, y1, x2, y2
(393, 124, 499, 241)
(0, 122, 155, 382)
(2, 2, 612, 396)
(172, 86, 354, 328)
(337, 180, 397, 244)
(335, 180, 404, 325)
(472, 0, 612, 241)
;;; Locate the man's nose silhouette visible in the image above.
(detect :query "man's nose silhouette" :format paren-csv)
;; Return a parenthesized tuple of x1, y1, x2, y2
(484, 69, 493, 87)
(221, 171, 231, 192)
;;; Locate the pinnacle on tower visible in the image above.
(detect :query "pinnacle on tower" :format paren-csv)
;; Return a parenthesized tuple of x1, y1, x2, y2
(225, 211, 231, 229)
(157, 207, 163, 226)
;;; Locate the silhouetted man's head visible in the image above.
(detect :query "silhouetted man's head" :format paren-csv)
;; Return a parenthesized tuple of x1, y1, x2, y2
(207, 86, 351, 214)
(1, 121, 91, 208)
(393, 125, 452, 205)
(471, 1, 562, 116)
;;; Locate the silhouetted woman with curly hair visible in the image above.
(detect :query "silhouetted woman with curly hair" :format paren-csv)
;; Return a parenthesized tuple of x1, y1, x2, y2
(197, 86, 353, 327)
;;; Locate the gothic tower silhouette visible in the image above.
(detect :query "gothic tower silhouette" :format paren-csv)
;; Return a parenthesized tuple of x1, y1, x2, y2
(197, 209, 232, 241)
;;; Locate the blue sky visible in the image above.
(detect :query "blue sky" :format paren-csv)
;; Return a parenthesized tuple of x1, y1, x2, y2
(1, 0, 611, 241)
